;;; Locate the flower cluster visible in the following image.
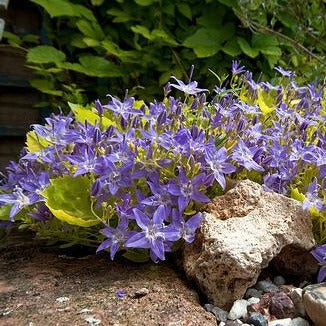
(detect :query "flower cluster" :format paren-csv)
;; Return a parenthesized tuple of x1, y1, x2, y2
(0, 63, 325, 267)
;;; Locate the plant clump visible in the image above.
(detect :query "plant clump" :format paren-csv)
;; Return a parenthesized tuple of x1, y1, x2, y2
(0, 63, 325, 271)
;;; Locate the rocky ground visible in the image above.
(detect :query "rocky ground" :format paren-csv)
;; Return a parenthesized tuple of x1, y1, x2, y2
(0, 238, 216, 326)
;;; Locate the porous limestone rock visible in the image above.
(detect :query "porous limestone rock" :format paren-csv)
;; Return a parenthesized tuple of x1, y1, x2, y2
(182, 180, 316, 309)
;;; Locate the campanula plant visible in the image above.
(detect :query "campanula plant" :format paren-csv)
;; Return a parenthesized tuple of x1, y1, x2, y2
(0, 63, 325, 269)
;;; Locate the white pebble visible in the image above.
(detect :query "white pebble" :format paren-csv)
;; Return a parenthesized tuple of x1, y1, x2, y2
(228, 299, 249, 320)
(85, 315, 101, 325)
(56, 296, 69, 303)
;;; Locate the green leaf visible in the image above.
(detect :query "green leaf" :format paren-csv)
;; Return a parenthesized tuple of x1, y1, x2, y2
(27, 46, 66, 64)
(25, 130, 51, 152)
(261, 47, 282, 57)
(30, 0, 77, 17)
(69, 102, 118, 129)
(252, 34, 278, 49)
(177, 3, 192, 19)
(107, 9, 132, 23)
(237, 37, 259, 58)
(183, 28, 224, 57)
(76, 20, 104, 40)
(257, 87, 276, 114)
(30, 79, 63, 96)
(3, 31, 22, 46)
(41, 175, 99, 227)
(131, 25, 152, 40)
(78, 56, 122, 78)
(151, 29, 178, 46)
(134, 0, 155, 6)
(91, 0, 104, 5)
(223, 38, 241, 57)
(0, 205, 11, 221)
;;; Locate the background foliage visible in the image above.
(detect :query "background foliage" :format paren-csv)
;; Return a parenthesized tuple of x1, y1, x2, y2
(3, 0, 326, 109)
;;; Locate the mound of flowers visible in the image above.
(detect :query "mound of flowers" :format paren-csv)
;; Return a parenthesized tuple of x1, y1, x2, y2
(0, 63, 325, 276)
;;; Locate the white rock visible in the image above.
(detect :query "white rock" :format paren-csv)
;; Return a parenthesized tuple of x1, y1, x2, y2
(268, 318, 292, 326)
(228, 299, 249, 320)
(290, 288, 305, 317)
(303, 283, 326, 326)
(247, 297, 260, 305)
(183, 180, 317, 309)
(289, 317, 310, 326)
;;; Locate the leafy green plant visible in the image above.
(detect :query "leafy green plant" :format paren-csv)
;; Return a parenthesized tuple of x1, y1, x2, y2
(2, 0, 326, 110)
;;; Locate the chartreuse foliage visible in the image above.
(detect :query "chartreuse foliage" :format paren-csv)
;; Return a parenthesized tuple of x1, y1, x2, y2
(0, 65, 325, 269)
(2, 0, 325, 109)
(41, 176, 100, 227)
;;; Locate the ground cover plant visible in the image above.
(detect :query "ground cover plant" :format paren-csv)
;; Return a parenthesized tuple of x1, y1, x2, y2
(0, 63, 325, 278)
(3, 0, 326, 109)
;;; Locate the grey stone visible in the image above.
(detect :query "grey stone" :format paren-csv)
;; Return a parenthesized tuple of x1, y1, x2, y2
(247, 312, 268, 326)
(205, 303, 228, 322)
(290, 288, 306, 317)
(273, 276, 286, 286)
(303, 283, 326, 326)
(256, 280, 279, 293)
(212, 306, 229, 322)
(183, 180, 316, 309)
(228, 299, 249, 320)
(289, 317, 310, 326)
(245, 288, 263, 299)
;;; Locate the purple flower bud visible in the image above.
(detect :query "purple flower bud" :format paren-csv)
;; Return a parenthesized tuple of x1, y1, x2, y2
(95, 100, 104, 116)
(91, 179, 102, 197)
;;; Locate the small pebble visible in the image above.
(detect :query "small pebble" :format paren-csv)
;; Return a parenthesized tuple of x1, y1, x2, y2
(85, 315, 101, 325)
(211, 306, 228, 322)
(55, 296, 69, 303)
(56, 307, 71, 312)
(273, 276, 286, 286)
(77, 308, 93, 314)
(245, 288, 263, 299)
(247, 312, 268, 326)
(132, 287, 149, 298)
(228, 299, 249, 320)
(256, 280, 279, 293)
(204, 303, 228, 322)
(290, 317, 310, 326)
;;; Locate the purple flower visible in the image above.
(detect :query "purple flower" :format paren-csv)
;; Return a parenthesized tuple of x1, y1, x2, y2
(67, 145, 97, 176)
(205, 146, 236, 190)
(104, 96, 142, 120)
(0, 187, 39, 221)
(169, 209, 202, 243)
(302, 179, 324, 211)
(232, 140, 264, 172)
(168, 169, 210, 212)
(116, 289, 127, 299)
(311, 244, 326, 283)
(170, 76, 208, 95)
(124, 206, 179, 261)
(96, 216, 135, 260)
(231, 60, 246, 75)
(274, 66, 295, 78)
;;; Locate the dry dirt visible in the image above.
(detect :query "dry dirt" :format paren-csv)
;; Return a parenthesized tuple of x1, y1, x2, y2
(0, 233, 216, 326)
